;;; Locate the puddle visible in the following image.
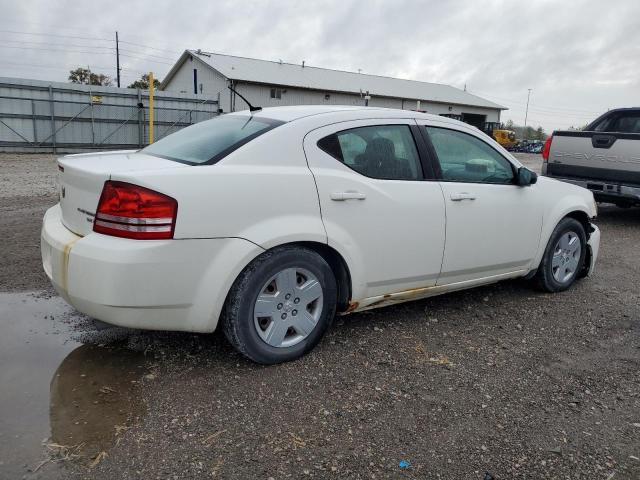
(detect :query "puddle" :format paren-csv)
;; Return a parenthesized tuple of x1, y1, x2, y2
(49, 345, 147, 466)
(0, 292, 148, 478)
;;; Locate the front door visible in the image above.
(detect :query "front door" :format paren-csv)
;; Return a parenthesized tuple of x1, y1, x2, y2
(303, 120, 446, 300)
(417, 121, 543, 285)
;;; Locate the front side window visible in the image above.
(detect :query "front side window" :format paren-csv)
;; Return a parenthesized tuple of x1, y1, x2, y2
(425, 127, 514, 184)
(143, 115, 282, 165)
(317, 125, 421, 180)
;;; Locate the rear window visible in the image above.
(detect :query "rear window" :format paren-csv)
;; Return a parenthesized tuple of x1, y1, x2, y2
(143, 115, 284, 165)
(591, 110, 640, 133)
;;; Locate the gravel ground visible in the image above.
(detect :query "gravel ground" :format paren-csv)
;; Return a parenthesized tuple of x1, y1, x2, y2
(1, 153, 639, 479)
(0, 154, 58, 292)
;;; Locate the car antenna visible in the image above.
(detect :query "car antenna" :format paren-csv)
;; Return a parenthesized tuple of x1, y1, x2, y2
(227, 85, 262, 112)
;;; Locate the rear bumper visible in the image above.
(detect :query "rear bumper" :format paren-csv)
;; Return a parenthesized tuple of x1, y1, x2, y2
(547, 175, 640, 204)
(41, 204, 262, 332)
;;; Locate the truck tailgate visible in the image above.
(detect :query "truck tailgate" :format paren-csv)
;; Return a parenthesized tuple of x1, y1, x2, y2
(546, 131, 640, 185)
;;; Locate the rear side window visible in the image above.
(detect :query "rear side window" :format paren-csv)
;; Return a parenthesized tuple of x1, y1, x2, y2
(317, 125, 422, 180)
(143, 115, 283, 165)
(611, 113, 640, 133)
(593, 111, 640, 133)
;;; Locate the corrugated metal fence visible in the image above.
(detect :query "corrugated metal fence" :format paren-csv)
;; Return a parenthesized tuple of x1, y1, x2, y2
(0, 77, 220, 153)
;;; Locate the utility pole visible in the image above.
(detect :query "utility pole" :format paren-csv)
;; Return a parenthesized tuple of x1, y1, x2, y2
(524, 88, 532, 140)
(115, 31, 121, 88)
(148, 72, 154, 144)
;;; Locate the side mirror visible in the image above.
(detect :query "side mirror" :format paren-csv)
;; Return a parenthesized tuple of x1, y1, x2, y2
(516, 167, 537, 186)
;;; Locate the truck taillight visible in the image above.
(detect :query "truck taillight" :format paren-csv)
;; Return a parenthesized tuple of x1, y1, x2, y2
(93, 181, 177, 240)
(542, 136, 553, 162)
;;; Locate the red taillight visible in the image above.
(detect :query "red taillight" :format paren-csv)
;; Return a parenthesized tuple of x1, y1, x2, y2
(93, 181, 177, 240)
(542, 136, 553, 162)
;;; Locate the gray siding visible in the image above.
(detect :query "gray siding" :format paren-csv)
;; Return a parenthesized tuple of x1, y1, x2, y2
(165, 55, 231, 112)
(162, 60, 501, 122)
(232, 82, 500, 122)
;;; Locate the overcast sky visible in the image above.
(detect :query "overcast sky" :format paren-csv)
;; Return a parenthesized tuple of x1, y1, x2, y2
(1, 0, 639, 132)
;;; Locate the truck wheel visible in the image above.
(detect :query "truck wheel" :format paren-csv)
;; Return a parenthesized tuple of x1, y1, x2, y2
(222, 246, 337, 364)
(534, 218, 586, 293)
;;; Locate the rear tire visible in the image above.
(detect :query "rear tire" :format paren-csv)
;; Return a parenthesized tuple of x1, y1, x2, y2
(222, 246, 337, 364)
(534, 217, 586, 293)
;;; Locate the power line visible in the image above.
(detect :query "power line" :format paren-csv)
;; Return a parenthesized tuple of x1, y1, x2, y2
(0, 58, 149, 75)
(118, 52, 174, 65)
(0, 45, 118, 55)
(469, 88, 603, 115)
(498, 103, 598, 119)
(0, 40, 175, 59)
(119, 40, 181, 56)
(472, 90, 600, 113)
(0, 45, 175, 66)
(119, 48, 176, 62)
(1, 39, 116, 51)
(0, 28, 181, 58)
(0, 29, 112, 42)
(0, 19, 112, 36)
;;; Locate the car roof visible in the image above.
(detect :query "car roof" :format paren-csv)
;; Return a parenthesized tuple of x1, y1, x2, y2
(227, 105, 457, 125)
(607, 107, 640, 113)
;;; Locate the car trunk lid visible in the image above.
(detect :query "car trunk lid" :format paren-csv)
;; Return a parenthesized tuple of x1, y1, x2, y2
(58, 150, 187, 236)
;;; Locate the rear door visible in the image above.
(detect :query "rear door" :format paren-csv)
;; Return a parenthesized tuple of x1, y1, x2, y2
(417, 121, 542, 284)
(303, 119, 446, 299)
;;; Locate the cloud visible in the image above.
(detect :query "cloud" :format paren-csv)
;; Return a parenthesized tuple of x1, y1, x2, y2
(1, 0, 639, 131)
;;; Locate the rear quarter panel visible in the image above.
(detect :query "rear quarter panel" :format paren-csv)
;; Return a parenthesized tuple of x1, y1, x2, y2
(109, 125, 327, 247)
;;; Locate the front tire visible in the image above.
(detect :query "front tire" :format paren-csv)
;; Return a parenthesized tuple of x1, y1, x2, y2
(534, 217, 587, 292)
(222, 246, 337, 364)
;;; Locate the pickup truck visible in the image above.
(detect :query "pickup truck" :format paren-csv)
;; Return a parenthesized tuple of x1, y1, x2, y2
(542, 107, 640, 207)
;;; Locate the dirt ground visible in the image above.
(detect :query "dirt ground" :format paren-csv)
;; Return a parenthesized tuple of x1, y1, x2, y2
(0, 153, 639, 479)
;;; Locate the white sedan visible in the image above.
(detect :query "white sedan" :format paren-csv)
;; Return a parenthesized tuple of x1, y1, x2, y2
(41, 106, 600, 364)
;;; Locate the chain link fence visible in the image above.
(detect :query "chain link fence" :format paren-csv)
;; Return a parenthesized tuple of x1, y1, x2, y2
(0, 77, 220, 153)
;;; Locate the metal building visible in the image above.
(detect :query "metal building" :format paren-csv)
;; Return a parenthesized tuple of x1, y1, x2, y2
(161, 50, 506, 133)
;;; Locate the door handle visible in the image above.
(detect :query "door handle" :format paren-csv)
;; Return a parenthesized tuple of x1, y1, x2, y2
(591, 134, 616, 149)
(450, 192, 476, 201)
(330, 191, 367, 201)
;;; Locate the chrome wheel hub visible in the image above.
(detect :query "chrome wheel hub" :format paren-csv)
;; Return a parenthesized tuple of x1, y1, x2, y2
(551, 231, 581, 283)
(253, 267, 324, 348)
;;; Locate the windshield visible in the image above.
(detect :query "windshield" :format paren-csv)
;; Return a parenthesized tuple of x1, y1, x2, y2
(143, 115, 284, 165)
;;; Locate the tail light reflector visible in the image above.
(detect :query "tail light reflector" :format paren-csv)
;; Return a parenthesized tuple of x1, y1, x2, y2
(542, 136, 553, 162)
(93, 181, 177, 240)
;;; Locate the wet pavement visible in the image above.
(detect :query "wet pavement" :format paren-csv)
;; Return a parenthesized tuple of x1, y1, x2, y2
(0, 292, 148, 478)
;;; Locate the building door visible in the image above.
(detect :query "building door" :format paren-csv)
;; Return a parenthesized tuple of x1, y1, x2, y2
(461, 113, 487, 131)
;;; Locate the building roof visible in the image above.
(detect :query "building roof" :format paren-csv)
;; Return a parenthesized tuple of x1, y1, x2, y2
(161, 50, 506, 110)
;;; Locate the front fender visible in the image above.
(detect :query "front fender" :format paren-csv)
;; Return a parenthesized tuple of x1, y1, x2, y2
(531, 190, 596, 269)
